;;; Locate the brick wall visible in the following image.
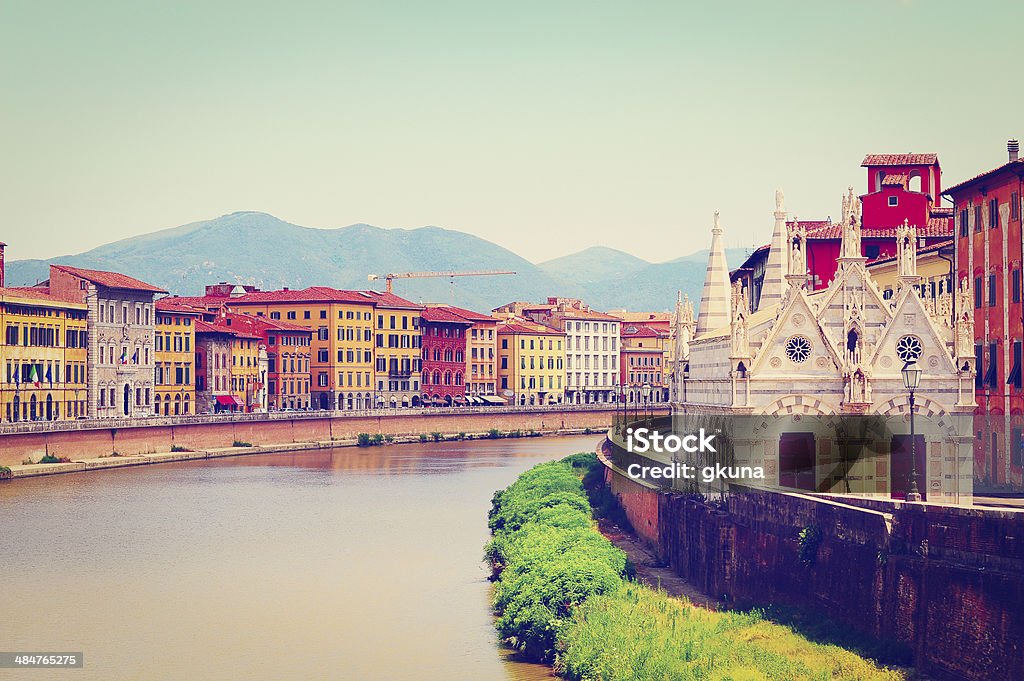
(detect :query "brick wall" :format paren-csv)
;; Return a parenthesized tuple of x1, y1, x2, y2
(600, 439, 1024, 681)
(0, 408, 627, 465)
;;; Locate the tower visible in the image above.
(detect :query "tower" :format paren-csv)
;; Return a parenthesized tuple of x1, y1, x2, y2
(695, 212, 732, 336)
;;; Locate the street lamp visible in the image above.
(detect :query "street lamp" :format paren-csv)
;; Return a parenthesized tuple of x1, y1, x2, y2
(641, 382, 652, 428)
(901, 360, 922, 502)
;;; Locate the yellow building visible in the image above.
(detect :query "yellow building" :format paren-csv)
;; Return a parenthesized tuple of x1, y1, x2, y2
(868, 240, 955, 311)
(371, 292, 424, 408)
(165, 285, 385, 411)
(0, 286, 88, 422)
(230, 331, 262, 412)
(495, 317, 565, 406)
(154, 300, 199, 415)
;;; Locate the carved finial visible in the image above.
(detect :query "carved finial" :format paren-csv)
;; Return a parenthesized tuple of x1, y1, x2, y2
(775, 188, 785, 212)
(713, 210, 722, 234)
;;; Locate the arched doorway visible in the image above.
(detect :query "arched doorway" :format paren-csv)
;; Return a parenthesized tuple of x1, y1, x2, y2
(13, 395, 20, 421)
(45, 394, 53, 420)
(30, 394, 37, 421)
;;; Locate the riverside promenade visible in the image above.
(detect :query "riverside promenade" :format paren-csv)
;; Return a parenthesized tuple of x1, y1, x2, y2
(0, 404, 665, 473)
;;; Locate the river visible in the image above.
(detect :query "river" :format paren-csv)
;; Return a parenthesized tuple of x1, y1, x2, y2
(0, 435, 598, 680)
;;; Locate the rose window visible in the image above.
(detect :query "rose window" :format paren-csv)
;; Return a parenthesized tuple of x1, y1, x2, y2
(785, 336, 811, 363)
(896, 335, 923, 363)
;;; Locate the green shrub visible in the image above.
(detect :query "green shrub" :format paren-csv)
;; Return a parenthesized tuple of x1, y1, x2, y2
(357, 433, 373, 447)
(371, 433, 384, 445)
(488, 428, 501, 439)
(486, 459, 628, 662)
(0, 465, 12, 480)
(232, 440, 252, 448)
(798, 525, 823, 564)
(457, 432, 466, 440)
(431, 432, 443, 441)
(384, 435, 395, 443)
(419, 433, 428, 442)
(39, 454, 61, 464)
(170, 445, 190, 452)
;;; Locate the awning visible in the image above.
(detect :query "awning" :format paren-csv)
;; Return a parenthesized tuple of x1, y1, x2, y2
(215, 395, 241, 407)
(479, 395, 506, 405)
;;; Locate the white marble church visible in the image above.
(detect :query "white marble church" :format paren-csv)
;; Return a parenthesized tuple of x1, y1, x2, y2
(671, 188, 976, 502)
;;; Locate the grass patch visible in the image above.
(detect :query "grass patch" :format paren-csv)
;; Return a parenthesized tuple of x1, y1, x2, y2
(488, 453, 904, 680)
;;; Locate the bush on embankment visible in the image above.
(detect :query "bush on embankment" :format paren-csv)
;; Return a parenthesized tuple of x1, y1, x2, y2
(487, 454, 627, 662)
(488, 453, 903, 681)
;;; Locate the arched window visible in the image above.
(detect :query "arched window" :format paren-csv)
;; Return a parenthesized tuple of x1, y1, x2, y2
(455, 372, 463, 386)
(875, 169, 885, 192)
(444, 371, 452, 385)
(908, 171, 922, 194)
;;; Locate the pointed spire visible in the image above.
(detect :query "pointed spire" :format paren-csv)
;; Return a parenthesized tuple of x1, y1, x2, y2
(696, 211, 732, 336)
(760, 187, 790, 310)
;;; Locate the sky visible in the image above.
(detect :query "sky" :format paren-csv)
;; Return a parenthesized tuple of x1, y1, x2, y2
(2, 1, 1022, 265)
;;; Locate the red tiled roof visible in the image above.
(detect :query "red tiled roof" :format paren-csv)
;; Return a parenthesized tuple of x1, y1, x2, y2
(155, 299, 204, 315)
(496, 319, 563, 336)
(881, 173, 908, 187)
(194, 319, 261, 340)
(930, 206, 954, 217)
(0, 286, 86, 307)
(420, 306, 476, 325)
(943, 159, 1024, 195)
(424, 304, 494, 323)
(621, 324, 666, 338)
(50, 265, 166, 293)
(225, 313, 311, 335)
(867, 238, 954, 266)
(162, 286, 421, 309)
(861, 153, 939, 167)
(794, 219, 952, 239)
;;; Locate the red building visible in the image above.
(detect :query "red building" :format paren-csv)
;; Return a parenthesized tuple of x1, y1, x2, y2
(419, 306, 474, 406)
(217, 313, 313, 411)
(734, 154, 954, 311)
(801, 154, 953, 290)
(945, 140, 1024, 492)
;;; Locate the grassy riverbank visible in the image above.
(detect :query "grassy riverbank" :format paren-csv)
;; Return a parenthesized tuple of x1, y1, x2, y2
(486, 453, 903, 681)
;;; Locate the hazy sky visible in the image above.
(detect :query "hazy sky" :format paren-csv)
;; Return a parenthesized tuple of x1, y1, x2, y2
(2, 1, 1022, 264)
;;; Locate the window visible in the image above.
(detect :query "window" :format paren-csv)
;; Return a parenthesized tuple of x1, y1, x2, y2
(974, 205, 983, 232)
(895, 335, 923, 362)
(887, 196, 898, 207)
(1013, 192, 1021, 222)
(1014, 270, 1021, 304)
(784, 336, 811, 363)
(1009, 341, 1022, 390)
(975, 277, 983, 308)
(989, 274, 997, 307)
(989, 198, 999, 229)
(959, 208, 969, 237)
(989, 342, 999, 389)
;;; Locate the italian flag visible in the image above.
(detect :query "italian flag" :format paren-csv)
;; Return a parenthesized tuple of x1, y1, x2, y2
(29, 364, 40, 388)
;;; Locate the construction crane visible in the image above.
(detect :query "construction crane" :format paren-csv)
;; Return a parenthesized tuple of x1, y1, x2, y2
(367, 270, 517, 294)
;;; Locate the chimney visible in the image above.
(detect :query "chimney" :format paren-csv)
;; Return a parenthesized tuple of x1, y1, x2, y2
(1010, 139, 1020, 163)
(0, 242, 6, 288)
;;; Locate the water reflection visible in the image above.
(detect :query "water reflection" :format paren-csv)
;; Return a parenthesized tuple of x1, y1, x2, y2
(0, 437, 591, 680)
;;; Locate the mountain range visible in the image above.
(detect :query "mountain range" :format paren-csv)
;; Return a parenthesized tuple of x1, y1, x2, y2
(6, 211, 752, 314)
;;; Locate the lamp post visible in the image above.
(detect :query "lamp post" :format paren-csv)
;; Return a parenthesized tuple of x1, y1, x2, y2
(901, 360, 923, 502)
(641, 382, 652, 428)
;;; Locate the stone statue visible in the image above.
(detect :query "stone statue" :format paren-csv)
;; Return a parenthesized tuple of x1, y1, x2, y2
(775, 188, 785, 212)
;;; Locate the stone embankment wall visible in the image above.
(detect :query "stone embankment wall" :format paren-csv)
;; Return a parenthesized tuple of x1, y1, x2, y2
(599, 439, 1024, 681)
(0, 408, 640, 467)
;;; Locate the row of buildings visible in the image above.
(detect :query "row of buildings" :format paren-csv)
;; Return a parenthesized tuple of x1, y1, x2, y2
(0, 253, 679, 421)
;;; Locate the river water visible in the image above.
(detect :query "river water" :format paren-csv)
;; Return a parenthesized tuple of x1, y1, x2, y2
(0, 435, 598, 680)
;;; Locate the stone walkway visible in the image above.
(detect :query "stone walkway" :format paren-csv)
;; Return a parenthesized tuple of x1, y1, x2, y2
(597, 517, 721, 610)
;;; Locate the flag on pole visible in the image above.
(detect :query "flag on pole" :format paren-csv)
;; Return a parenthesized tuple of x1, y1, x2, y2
(13, 366, 20, 386)
(45, 365, 52, 387)
(120, 349, 128, 364)
(29, 364, 40, 388)
(131, 349, 139, 364)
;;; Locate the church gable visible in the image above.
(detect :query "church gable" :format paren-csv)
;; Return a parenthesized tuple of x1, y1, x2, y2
(750, 292, 841, 378)
(867, 288, 957, 377)
(812, 261, 892, 353)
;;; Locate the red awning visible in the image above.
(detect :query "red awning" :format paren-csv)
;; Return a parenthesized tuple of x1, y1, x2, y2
(215, 395, 240, 407)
